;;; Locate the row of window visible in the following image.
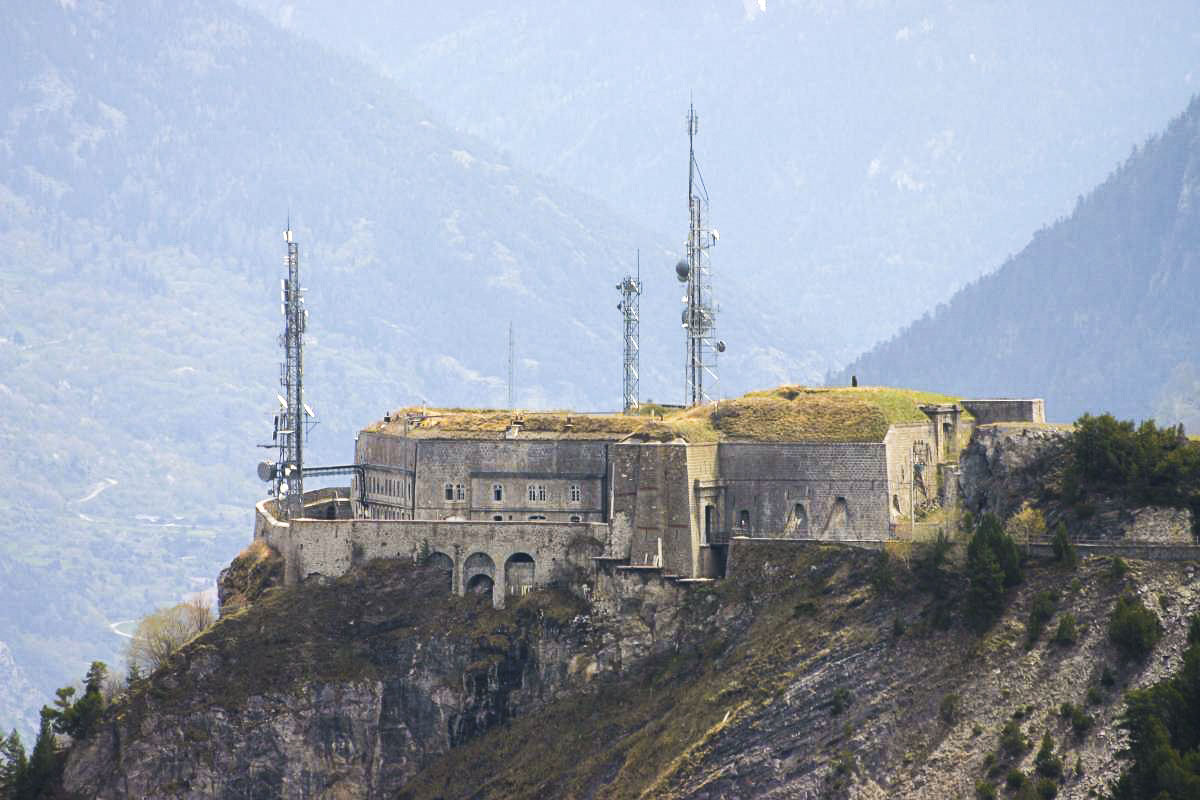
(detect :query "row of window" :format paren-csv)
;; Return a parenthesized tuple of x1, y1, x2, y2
(367, 506, 406, 520)
(491, 514, 583, 522)
(369, 475, 410, 500)
(444, 482, 583, 504)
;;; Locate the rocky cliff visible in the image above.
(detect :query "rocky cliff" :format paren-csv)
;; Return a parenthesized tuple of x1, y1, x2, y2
(58, 539, 1200, 800)
(961, 424, 1195, 544)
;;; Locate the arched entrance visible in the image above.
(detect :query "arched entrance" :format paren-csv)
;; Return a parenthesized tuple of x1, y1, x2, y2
(463, 552, 496, 603)
(426, 551, 453, 592)
(504, 552, 535, 597)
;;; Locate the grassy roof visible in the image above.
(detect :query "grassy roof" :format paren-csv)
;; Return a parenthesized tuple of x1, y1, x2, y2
(365, 386, 971, 444)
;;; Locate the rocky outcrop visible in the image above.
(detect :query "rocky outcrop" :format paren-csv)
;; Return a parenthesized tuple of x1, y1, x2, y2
(958, 424, 1070, 519)
(61, 558, 729, 799)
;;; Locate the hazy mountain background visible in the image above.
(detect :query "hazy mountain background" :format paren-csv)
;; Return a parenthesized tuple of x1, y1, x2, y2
(241, 0, 1200, 371)
(833, 98, 1200, 429)
(2, 0, 1200, 735)
(0, 0, 789, 735)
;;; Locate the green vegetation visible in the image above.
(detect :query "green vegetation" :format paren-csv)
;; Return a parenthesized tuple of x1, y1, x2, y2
(830, 687, 853, 716)
(975, 779, 998, 799)
(1025, 590, 1057, 647)
(1000, 719, 1030, 758)
(0, 662, 112, 799)
(1059, 702, 1092, 737)
(966, 514, 1023, 632)
(939, 693, 959, 725)
(381, 385, 973, 445)
(1067, 414, 1200, 533)
(1108, 594, 1163, 662)
(1052, 613, 1078, 646)
(1050, 523, 1078, 569)
(1111, 631, 1200, 798)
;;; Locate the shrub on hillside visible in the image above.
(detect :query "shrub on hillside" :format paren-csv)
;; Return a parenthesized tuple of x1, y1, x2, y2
(1005, 504, 1046, 548)
(966, 514, 1022, 631)
(1052, 613, 1078, 646)
(1050, 523, 1078, 568)
(1025, 591, 1057, 647)
(126, 596, 215, 674)
(1109, 594, 1163, 662)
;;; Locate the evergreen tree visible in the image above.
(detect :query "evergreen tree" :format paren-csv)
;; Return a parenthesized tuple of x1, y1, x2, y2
(25, 710, 59, 798)
(966, 545, 1005, 632)
(0, 730, 28, 800)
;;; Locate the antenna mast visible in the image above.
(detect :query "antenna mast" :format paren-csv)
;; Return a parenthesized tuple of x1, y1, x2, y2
(617, 251, 642, 413)
(676, 102, 722, 407)
(507, 322, 515, 408)
(274, 224, 309, 518)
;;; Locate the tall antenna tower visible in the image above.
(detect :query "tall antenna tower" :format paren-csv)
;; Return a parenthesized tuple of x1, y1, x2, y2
(507, 322, 515, 408)
(617, 251, 642, 413)
(675, 102, 724, 406)
(266, 223, 313, 519)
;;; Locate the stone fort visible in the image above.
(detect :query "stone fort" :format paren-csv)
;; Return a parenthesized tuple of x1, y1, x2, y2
(252, 389, 1047, 606)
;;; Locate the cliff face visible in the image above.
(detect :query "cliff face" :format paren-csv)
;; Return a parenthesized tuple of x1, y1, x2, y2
(61, 559, 727, 799)
(61, 543, 1200, 800)
(960, 424, 1195, 543)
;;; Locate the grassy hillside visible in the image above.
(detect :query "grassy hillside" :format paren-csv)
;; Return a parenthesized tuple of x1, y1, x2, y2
(372, 385, 967, 443)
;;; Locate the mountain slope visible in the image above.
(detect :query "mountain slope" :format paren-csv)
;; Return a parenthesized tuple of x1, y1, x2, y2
(241, 0, 1200, 372)
(834, 97, 1200, 427)
(0, 0, 795, 730)
(57, 546, 1200, 799)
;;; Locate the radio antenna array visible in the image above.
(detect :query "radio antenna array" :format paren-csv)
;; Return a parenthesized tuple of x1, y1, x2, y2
(677, 102, 723, 406)
(617, 251, 642, 413)
(268, 224, 312, 519)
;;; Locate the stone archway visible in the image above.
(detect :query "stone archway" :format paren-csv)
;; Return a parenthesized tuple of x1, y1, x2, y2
(466, 573, 494, 602)
(426, 551, 453, 592)
(463, 552, 496, 602)
(504, 552, 535, 597)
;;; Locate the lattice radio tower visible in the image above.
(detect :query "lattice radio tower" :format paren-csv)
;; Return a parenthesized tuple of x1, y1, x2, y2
(617, 251, 642, 413)
(261, 223, 315, 519)
(675, 102, 723, 407)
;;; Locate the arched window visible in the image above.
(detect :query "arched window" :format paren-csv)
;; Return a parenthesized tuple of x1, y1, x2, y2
(569, 515, 581, 523)
(444, 483, 454, 501)
(493, 483, 504, 502)
(527, 484, 537, 502)
(738, 509, 750, 529)
(493, 514, 504, 521)
(537, 485, 546, 501)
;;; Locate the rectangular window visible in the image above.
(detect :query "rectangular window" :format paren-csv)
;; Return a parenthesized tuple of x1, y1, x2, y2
(455, 484, 465, 500)
(537, 485, 546, 502)
(493, 484, 504, 502)
(444, 483, 454, 501)
(528, 484, 537, 502)
(569, 484, 581, 503)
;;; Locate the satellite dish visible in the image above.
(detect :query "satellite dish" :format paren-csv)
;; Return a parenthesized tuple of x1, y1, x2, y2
(681, 308, 689, 327)
(303, 403, 316, 418)
(276, 394, 287, 408)
(716, 340, 726, 353)
(675, 260, 690, 282)
(257, 461, 276, 482)
(712, 229, 720, 242)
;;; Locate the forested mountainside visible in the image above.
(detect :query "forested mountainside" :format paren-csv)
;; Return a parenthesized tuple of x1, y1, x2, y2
(834, 97, 1200, 429)
(242, 0, 1200, 373)
(0, 0, 797, 733)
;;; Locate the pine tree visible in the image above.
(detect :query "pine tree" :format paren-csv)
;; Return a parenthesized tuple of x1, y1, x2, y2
(25, 710, 59, 798)
(0, 729, 28, 800)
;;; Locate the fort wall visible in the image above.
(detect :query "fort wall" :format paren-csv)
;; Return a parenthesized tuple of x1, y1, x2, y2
(256, 499, 607, 608)
(961, 399, 1046, 425)
(716, 442, 891, 540)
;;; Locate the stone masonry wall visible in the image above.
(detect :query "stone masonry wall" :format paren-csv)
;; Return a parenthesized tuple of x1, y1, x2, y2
(255, 500, 607, 608)
(883, 422, 937, 521)
(622, 444, 695, 575)
(716, 442, 891, 541)
(961, 399, 1046, 425)
(363, 438, 610, 523)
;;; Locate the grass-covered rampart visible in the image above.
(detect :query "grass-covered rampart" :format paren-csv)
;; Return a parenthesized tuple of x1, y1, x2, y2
(367, 385, 969, 444)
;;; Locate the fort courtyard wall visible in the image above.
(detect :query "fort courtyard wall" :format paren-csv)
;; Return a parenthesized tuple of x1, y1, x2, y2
(255, 499, 606, 608)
